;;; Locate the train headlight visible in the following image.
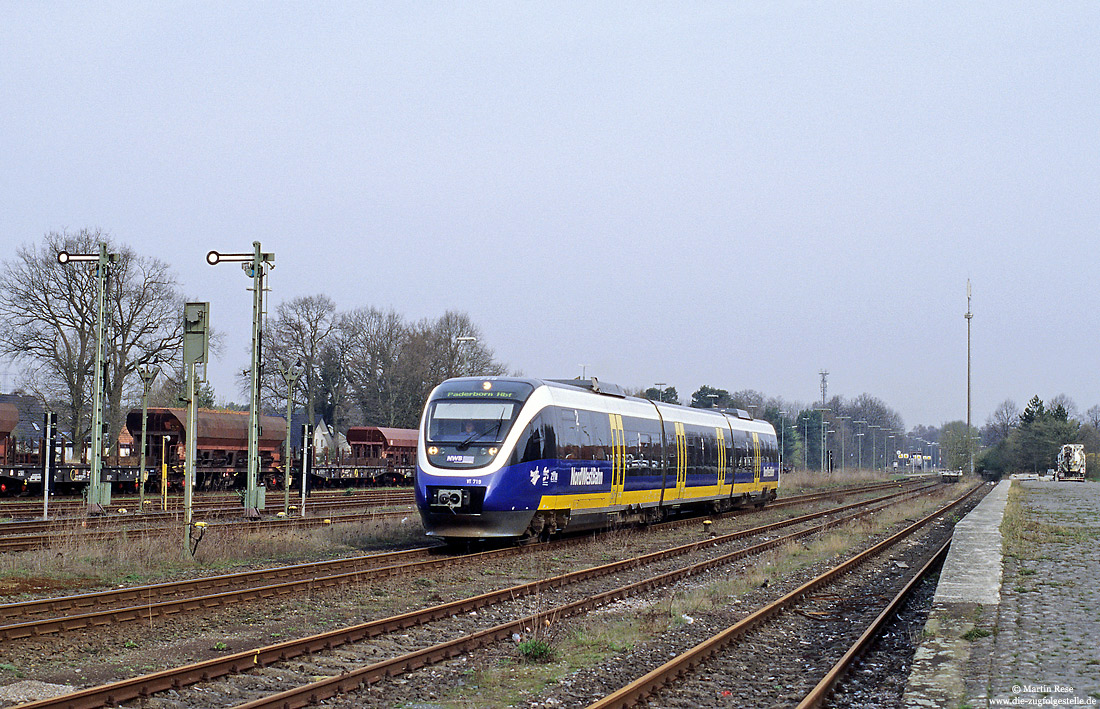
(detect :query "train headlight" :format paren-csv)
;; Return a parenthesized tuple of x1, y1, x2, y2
(428, 446, 438, 455)
(488, 447, 498, 456)
(482, 381, 492, 390)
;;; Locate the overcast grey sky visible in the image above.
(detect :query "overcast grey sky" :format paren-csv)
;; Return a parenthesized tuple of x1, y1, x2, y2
(2, 3, 1097, 428)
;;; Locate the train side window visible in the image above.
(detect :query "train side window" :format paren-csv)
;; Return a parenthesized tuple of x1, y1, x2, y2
(556, 408, 581, 460)
(734, 429, 750, 474)
(622, 416, 645, 478)
(580, 409, 611, 461)
(514, 413, 545, 466)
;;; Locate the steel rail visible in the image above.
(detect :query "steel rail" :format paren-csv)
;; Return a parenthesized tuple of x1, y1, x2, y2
(0, 481, 931, 638)
(8, 483, 932, 709)
(0, 487, 412, 516)
(0, 483, 928, 637)
(0, 479, 916, 554)
(584, 483, 982, 709)
(0, 546, 439, 625)
(0, 491, 414, 529)
(0, 507, 416, 553)
(794, 536, 952, 708)
(225, 483, 952, 709)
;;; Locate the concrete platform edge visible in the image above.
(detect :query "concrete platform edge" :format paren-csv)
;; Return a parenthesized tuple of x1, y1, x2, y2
(903, 480, 1010, 708)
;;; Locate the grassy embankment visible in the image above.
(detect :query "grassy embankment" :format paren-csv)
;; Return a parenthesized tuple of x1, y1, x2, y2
(0, 516, 427, 592)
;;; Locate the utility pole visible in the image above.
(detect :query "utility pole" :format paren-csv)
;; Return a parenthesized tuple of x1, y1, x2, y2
(965, 280, 974, 477)
(818, 370, 829, 473)
(42, 411, 56, 520)
(280, 359, 304, 516)
(208, 243, 274, 518)
(137, 366, 159, 513)
(57, 244, 119, 515)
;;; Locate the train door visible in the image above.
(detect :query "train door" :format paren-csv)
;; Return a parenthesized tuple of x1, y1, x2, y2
(608, 413, 626, 505)
(715, 426, 727, 493)
(752, 431, 762, 485)
(674, 422, 687, 500)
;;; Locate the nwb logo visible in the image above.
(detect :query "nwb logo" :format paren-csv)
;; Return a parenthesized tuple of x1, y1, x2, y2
(570, 468, 603, 486)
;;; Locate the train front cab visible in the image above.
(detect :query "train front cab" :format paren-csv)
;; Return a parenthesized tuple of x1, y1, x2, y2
(416, 379, 543, 538)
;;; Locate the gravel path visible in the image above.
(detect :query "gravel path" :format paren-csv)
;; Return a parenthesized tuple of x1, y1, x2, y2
(988, 480, 1100, 704)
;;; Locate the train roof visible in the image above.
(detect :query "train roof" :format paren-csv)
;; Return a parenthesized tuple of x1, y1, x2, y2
(125, 407, 285, 447)
(436, 377, 773, 430)
(346, 426, 418, 448)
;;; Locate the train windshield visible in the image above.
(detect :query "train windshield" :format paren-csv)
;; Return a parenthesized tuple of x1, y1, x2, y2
(426, 400, 521, 447)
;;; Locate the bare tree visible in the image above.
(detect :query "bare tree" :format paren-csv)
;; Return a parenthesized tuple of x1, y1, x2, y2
(342, 306, 411, 427)
(1086, 405, 1100, 429)
(985, 399, 1020, 446)
(1048, 393, 1078, 422)
(0, 230, 183, 456)
(258, 295, 338, 427)
(341, 308, 508, 429)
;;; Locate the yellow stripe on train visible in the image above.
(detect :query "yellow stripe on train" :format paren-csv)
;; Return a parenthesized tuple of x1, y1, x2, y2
(536, 481, 778, 512)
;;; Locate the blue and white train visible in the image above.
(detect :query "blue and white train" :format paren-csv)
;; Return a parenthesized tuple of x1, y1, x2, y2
(415, 377, 780, 541)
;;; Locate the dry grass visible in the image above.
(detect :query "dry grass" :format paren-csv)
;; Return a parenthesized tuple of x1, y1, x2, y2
(781, 467, 896, 494)
(439, 613, 659, 709)
(1001, 482, 1093, 562)
(0, 516, 428, 588)
(664, 487, 948, 620)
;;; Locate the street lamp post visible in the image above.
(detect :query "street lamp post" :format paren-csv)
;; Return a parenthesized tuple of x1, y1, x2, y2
(886, 433, 896, 473)
(779, 411, 788, 472)
(801, 414, 810, 470)
(57, 243, 119, 515)
(137, 365, 159, 513)
(868, 425, 880, 473)
(965, 280, 974, 477)
(208, 243, 274, 518)
(836, 415, 850, 471)
(454, 336, 477, 377)
(855, 420, 866, 470)
(279, 359, 304, 516)
(814, 408, 830, 473)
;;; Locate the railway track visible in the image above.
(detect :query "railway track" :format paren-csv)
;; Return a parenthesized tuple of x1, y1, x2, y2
(0, 481, 929, 639)
(0, 479, 910, 554)
(582, 485, 980, 709)
(0, 482, 932, 642)
(3, 480, 945, 709)
(0, 506, 417, 554)
(0, 488, 413, 520)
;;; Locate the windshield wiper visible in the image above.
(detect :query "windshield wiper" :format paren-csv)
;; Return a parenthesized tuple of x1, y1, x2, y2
(456, 415, 504, 450)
